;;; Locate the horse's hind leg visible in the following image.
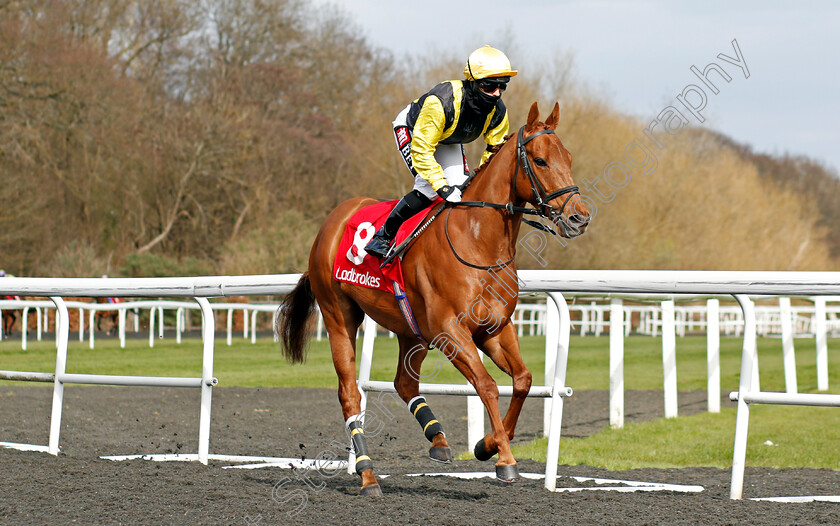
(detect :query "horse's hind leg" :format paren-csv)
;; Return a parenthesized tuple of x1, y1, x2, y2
(394, 336, 452, 463)
(318, 292, 382, 496)
(473, 321, 532, 461)
(4, 312, 16, 335)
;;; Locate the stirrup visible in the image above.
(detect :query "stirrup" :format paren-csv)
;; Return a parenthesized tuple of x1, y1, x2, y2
(364, 234, 393, 259)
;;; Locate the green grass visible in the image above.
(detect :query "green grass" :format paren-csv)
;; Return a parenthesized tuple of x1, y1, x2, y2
(3, 333, 840, 470)
(511, 405, 840, 470)
(2, 333, 839, 391)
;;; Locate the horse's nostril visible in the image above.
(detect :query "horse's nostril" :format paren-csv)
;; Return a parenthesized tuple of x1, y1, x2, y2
(568, 214, 589, 226)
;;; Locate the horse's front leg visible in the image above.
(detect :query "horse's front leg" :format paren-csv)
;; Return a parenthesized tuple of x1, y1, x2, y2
(473, 321, 532, 461)
(440, 334, 520, 482)
(5, 312, 17, 335)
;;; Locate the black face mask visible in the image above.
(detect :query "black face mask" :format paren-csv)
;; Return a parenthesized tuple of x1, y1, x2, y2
(465, 80, 499, 112)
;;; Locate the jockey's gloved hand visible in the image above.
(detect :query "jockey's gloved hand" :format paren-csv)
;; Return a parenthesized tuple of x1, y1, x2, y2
(436, 185, 462, 203)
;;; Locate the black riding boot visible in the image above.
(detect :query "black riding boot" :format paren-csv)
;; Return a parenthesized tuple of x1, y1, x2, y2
(365, 190, 432, 259)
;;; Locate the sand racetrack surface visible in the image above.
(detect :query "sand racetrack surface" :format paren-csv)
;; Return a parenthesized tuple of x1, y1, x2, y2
(2, 385, 840, 525)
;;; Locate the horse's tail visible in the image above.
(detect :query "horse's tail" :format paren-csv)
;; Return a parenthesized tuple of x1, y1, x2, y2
(275, 272, 316, 364)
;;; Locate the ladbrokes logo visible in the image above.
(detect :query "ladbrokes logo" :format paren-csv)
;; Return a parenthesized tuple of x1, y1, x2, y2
(395, 126, 411, 148)
(335, 266, 381, 288)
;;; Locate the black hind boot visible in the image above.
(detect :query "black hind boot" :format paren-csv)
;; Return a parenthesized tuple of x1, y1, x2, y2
(365, 190, 432, 259)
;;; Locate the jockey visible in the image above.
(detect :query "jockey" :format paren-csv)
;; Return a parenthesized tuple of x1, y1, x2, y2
(101, 274, 120, 304)
(364, 45, 517, 259)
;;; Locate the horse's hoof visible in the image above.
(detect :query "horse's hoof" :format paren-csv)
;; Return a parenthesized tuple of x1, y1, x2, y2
(473, 438, 494, 462)
(429, 447, 453, 463)
(360, 483, 383, 497)
(495, 464, 520, 483)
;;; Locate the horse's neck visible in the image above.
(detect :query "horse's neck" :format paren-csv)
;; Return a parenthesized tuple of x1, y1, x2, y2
(463, 146, 517, 205)
(449, 146, 522, 258)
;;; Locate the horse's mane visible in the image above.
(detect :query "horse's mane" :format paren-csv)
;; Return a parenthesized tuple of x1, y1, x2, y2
(471, 132, 516, 180)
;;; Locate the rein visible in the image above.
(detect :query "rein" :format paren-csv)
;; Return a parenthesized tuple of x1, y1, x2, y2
(443, 207, 516, 270)
(444, 125, 580, 268)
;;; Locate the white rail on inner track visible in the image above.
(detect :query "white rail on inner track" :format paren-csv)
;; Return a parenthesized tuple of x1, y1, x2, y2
(2, 270, 840, 496)
(0, 274, 299, 464)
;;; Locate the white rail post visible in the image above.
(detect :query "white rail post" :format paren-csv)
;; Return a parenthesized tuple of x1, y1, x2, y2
(594, 303, 604, 337)
(158, 306, 164, 339)
(88, 310, 96, 349)
(194, 297, 216, 465)
(348, 315, 377, 474)
(677, 309, 686, 337)
(78, 308, 84, 342)
(36, 307, 42, 340)
(119, 307, 126, 348)
(226, 308, 233, 346)
(243, 308, 249, 340)
(48, 297, 70, 456)
(651, 307, 659, 337)
(813, 297, 829, 391)
(706, 299, 721, 413)
(778, 297, 798, 394)
(609, 298, 625, 429)
(730, 294, 757, 500)
(251, 310, 258, 344)
(148, 307, 155, 348)
(579, 306, 587, 336)
(21, 307, 29, 350)
(624, 307, 632, 337)
(661, 300, 678, 418)
(544, 292, 571, 492)
(543, 294, 559, 436)
(176, 307, 183, 344)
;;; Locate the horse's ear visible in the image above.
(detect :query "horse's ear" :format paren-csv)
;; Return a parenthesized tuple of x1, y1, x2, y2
(545, 102, 560, 130)
(525, 102, 540, 131)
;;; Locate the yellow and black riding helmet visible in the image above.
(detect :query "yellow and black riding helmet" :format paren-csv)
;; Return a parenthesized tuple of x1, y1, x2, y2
(463, 45, 517, 107)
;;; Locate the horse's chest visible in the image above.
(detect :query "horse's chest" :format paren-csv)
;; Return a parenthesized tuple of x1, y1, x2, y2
(446, 269, 519, 333)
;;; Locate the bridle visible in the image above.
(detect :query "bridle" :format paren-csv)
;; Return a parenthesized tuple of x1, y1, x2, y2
(513, 126, 580, 222)
(454, 125, 580, 234)
(443, 125, 581, 269)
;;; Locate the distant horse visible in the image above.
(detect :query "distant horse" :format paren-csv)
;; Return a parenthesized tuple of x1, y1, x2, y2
(276, 103, 590, 495)
(2, 298, 18, 335)
(95, 297, 121, 335)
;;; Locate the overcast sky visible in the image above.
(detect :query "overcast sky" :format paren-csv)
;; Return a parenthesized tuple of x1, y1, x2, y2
(314, 0, 840, 172)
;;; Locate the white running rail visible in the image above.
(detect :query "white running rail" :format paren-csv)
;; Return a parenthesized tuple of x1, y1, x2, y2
(2, 270, 840, 497)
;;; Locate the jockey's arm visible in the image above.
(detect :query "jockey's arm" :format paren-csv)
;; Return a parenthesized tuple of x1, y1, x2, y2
(480, 108, 510, 166)
(409, 97, 448, 191)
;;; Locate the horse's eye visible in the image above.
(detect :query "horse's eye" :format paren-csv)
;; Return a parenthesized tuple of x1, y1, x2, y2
(534, 157, 547, 167)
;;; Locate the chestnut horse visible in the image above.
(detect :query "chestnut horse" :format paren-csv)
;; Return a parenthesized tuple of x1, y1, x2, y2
(94, 297, 121, 335)
(276, 102, 590, 496)
(2, 304, 17, 335)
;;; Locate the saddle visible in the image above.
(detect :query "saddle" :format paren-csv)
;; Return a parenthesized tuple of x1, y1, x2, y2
(333, 198, 445, 342)
(333, 198, 442, 293)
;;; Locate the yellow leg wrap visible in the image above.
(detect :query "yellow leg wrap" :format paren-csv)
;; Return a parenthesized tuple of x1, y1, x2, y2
(409, 397, 445, 442)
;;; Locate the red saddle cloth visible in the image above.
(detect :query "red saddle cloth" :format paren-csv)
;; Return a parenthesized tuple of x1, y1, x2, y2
(333, 199, 439, 293)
